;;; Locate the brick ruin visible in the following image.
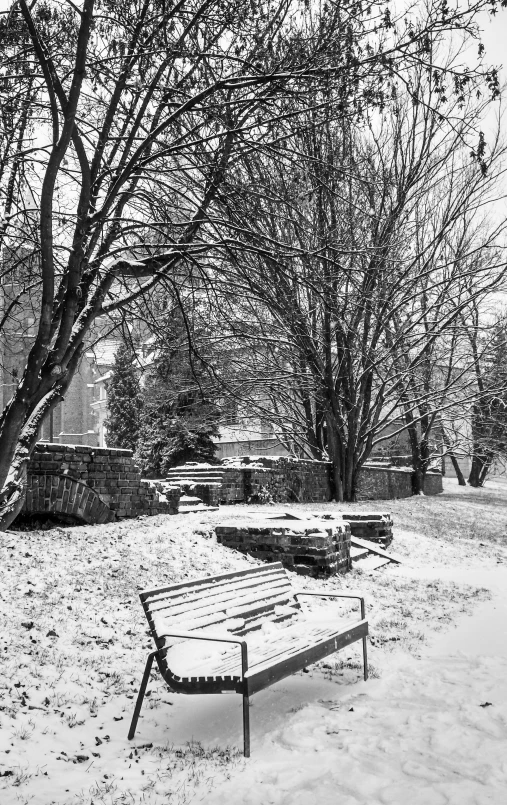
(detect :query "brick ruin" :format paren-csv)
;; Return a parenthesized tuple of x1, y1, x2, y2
(19, 446, 400, 579)
(21, 443, 180, 524)
(166, 456, 443, 504)
(215, 511, 394, 576)
(216, 517, 351, 577)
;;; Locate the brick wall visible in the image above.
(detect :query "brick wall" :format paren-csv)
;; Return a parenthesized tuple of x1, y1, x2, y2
(355, 466, 413, 500)
(355, 466, 443, 499)
(220, 457, 330, 503)
(423, 471, 444, 496)
(216, 518, 351, 577)
(24, 443, 180, 522)
(217, 456, 442, 502)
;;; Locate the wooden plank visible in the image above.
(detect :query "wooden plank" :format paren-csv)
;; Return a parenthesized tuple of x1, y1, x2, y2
(245, 621, 369, 695)
(187, 618, 364, 678)
(244, 619, 366, 678)
(148, 581, 294, 628)
(351, 536, 402, 563)
(146, 574, 292, 619)
(141, 562, 286, 602)
(154, 589, 296, 637)
(144, 571, 290, 614)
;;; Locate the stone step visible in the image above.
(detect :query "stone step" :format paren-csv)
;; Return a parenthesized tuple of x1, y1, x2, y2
(168, 476, 224, 484)
(179, 504, 219, 514)
(179, 494, 205, 506)
(166, 469, 224, 476)
(172, 477, 224, 484)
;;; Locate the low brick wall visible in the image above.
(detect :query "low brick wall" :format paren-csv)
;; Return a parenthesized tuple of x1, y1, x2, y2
(215, 518, 351, 577)
(220, 468, 245, 502)
(166, 457, 442, 504)
(424, 472, 444, 496)
(220, 457, 331, 503)
(23, 443, 180, 523)
(356, 467, 413, 500)
(356, 466, 443, 499)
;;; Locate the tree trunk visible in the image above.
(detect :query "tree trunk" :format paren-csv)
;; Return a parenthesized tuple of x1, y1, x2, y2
(405, 417, 425, 495)
(0, 369, 77, 530)
(448, 452, 467, 486)
(468, 451, 492, 487)
(440, 429, 466, 485)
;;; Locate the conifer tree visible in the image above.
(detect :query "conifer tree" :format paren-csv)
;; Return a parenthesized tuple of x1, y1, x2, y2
(135, 313, 220, 477)
(105, 343, 143, 452)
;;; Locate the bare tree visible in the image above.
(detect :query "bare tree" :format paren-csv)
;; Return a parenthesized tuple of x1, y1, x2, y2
(459, 308, 507, 486)
(0, 0, 372, 527)
(0, 0, 503, 526)
(204, 59, 507, 500)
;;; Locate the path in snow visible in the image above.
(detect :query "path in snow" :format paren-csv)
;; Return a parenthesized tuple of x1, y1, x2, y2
(196, 564, 507, 805)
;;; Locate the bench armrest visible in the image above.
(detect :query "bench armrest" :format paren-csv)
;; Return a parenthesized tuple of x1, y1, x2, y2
(157, 631, 249, 675)
(294, 591, 366, 620)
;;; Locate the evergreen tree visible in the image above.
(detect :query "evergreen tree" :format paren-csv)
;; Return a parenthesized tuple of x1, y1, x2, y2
(105, 343, 143, 451)
(135, 312, 220, 477)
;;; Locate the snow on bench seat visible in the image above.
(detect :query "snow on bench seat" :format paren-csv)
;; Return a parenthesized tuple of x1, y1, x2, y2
(129, 562, 368, 756)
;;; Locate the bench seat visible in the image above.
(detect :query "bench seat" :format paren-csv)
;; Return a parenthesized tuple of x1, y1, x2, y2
(128, 562, 368, 755)
(164, 617, 368, 694)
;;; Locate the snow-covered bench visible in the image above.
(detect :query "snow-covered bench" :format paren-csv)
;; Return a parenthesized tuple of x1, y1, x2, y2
(128, 562, 368, 756)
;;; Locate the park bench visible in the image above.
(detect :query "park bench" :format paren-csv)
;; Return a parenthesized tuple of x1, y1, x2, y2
(128, 562, 368, 756)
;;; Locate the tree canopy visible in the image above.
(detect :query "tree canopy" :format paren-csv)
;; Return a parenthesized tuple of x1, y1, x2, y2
(0, 0, 506, 522)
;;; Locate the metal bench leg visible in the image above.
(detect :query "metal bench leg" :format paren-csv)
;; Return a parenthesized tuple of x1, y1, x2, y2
(242, 690, 250, 758)
(128, 652, 155, 740)
(362, 636, 368, 681)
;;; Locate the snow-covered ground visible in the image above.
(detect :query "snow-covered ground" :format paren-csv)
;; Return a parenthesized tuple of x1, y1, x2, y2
(1, 478, 506, 804)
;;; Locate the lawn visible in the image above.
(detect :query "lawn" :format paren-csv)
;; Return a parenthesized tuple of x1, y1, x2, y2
(1, 478, 506, 804)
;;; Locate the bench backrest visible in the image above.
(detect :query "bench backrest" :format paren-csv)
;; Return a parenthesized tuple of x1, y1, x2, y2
(140, 562, 301, 649)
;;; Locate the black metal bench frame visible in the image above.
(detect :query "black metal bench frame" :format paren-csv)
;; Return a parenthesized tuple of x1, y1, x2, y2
(128, 563, 368, 757)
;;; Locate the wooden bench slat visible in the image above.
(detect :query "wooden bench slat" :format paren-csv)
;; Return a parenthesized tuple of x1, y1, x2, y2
(171, 618, 367, 680)
(145, 574, 292, 619)
(147, 575, 293, 621)
(245, 619, 368, 678)
(144, 570, 289, 611)
(154, 590, 297, 639)
(159, 599, 298, 640)
(246, 621, 369, 695)
(214, 622, 350, 675)
(141, 563, 286, 604)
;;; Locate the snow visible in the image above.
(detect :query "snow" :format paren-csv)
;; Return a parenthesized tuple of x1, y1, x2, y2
(1, 479, 507, 804)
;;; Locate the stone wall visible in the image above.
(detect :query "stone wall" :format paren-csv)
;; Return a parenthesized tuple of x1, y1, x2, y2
(218, 457, 442, 502)
(215, 517, 351, 577)
(423, 471, 444, 496)
(220, 456, 331, 503)
(355, 466, 443, 500)
(23, 443, 180, 523)
(355, 466, 413, 500)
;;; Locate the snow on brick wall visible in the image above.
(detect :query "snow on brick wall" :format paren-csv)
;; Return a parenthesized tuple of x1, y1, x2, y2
(215, 518, 351, 577)
(25, 443, 180, 522)
(218, 456, 442, 502)
(220, 456, 331, 503)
